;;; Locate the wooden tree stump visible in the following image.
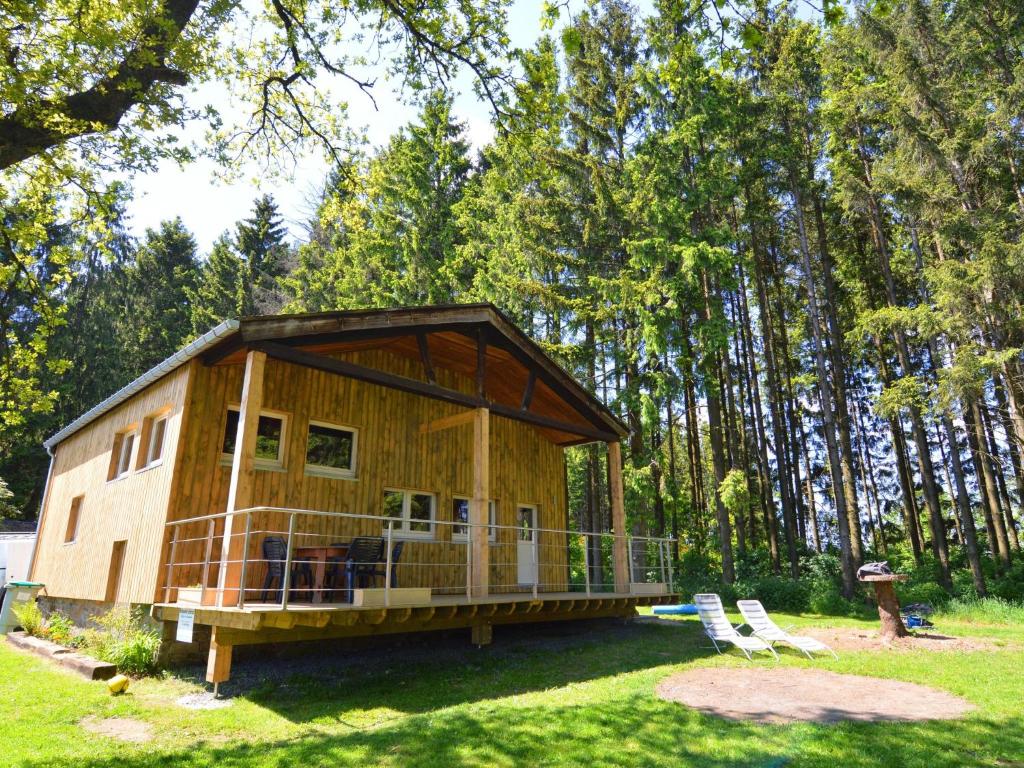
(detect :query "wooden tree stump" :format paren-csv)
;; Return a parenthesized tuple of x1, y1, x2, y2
(859, 574, 909, 641)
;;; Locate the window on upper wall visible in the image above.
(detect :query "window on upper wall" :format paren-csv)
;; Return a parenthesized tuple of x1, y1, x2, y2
(64, 496, 83, 544)
(221, 407, 287, 469)
(139, 412, 169, 469)
(108, 429, 136, 480)
(451, 497, 497, 542)
(304, 421, 357, 478)
(383, 489, 436, 538)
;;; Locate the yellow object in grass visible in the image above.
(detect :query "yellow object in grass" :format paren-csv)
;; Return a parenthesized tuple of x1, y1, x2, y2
(107, 674, 130, 694)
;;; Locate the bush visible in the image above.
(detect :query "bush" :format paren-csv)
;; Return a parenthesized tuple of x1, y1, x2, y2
(747, 576, 810, 613)
(80, 607, 162, 677)
(11, 601, 44, 636)
(896, 581, 949, 608)
(44, 612, 80, 647)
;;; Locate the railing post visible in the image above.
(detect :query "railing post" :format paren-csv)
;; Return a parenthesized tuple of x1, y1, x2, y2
(627, 535, 635, 587)
(583, 534, 591, 598)
(667, 539, 675, 596)
(466, 522, 473, 601)
(532, 530, 538, 600)
(164, 525, 179, 603)
(237, 512, 253, 609)
(385, 520, 394, 608)
(201, 518, 216, 599)
(281, 513, 296, 609)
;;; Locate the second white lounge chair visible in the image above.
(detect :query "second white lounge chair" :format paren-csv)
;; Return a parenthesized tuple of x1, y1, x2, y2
(736, 599, 838, 660)
(694, 593, 778, 661)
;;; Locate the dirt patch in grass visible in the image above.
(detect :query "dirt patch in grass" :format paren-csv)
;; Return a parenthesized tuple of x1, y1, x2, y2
(656, 668, 974, 724)
(80, 716, 153, 743)
(802, 627, 1012, 653)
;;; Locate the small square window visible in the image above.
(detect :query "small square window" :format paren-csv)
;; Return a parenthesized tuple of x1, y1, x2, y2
(305, 421, 357, 478)
(221, 407, 287, 468)
(452, 498, 496, 542)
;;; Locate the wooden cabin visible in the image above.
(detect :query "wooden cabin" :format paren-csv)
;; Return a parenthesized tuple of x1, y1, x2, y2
(29, 304, 673, 682)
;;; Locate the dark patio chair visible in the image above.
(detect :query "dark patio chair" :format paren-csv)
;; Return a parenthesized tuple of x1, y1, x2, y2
(340, 536, 385, 603)
(367, 540, 405, 588)
(258, 535, 314, 602)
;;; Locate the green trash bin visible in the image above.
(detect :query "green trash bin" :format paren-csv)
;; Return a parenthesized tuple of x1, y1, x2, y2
(0, 580, 44, 635)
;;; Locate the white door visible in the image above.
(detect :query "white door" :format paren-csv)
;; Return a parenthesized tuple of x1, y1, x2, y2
(517, 505, 538, 586)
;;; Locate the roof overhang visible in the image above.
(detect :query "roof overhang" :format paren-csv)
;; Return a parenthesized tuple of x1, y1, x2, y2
(44, 304, 628, 449)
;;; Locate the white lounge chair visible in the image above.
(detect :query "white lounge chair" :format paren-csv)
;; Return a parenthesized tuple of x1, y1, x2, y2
(736, 599, 838, 660)
(693, 593, 778, 661)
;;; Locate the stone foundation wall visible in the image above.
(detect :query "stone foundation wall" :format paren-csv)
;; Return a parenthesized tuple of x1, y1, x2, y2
(38, 596, 161, 632)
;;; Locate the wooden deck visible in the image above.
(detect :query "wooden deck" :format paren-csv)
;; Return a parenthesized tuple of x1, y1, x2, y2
(152, 591, 677, 648)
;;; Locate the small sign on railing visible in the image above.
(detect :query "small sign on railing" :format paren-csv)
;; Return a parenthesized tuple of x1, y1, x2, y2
(176, 608, 195, 643)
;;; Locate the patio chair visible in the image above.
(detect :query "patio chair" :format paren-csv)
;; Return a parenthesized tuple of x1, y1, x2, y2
(736, 599, 838, 660)
(366, 540, 405, 588)
(694, 593, 778, 661)
(258, 535, 314, 603)
(341, 536, 385, 602)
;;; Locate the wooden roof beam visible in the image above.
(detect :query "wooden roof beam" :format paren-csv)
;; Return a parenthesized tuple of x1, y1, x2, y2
(255, 342, 618, 443)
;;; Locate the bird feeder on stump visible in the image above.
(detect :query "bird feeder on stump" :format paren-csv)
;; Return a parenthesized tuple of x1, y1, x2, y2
(858, 570, 910, 642)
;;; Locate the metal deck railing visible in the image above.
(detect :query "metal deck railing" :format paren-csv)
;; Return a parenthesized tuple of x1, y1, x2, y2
(161, 506, 674, 610)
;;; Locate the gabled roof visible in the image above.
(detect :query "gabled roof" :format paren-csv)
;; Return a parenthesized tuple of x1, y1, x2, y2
(46, 304, 627, 449)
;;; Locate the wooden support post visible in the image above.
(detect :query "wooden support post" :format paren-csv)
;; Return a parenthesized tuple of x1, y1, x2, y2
(217, 349, 266, 606)
(206, 627, 233, 684)
(470, 407, 490, 598)
(609, 441, 629, 594)
(471, 622, 493, 646)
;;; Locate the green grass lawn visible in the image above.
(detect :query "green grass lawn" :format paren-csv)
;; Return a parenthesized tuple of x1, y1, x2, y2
(2, 610, 1022, 767)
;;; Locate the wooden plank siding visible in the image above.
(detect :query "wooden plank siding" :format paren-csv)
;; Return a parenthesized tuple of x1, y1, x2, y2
(161, 347, 569, 603)
(30, 365, 191, 603)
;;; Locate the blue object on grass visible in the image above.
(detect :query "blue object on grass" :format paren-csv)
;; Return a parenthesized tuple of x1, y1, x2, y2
(652, 604, 698, 616)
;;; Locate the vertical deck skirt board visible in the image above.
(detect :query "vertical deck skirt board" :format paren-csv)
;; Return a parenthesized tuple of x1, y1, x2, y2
(164, 348, 570, 600)
(31, 365, 192, 603)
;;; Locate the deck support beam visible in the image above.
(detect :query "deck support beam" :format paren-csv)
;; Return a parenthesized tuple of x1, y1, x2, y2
(217, 349, 266, 607)
(471, 622, 493, 646)
(609, 441, 630, 594)
(205, 627, 233, 684)
(471, 407, 490, 598)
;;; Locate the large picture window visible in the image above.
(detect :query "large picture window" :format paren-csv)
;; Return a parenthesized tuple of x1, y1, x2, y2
(383, 489, 436, 538)
(304, 421, 357, 478)
(221, 407, 287, 468)
(451, 497, 497, 542)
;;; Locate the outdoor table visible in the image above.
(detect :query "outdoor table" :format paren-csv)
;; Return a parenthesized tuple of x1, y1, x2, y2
(859, 573, 909, 640)
(294, 544, 349, 604)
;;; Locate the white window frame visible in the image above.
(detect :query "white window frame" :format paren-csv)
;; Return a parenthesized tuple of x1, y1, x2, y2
(141, 412, 169, 470)
(382, 488, 436, 540)
(451, 496, 497, 543)
(304, 420, 358, 479)
(110, 429, 136, 480)
(219, 405, 289, 470)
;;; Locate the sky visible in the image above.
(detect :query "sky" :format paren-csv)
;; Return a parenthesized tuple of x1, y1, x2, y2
(126, 0, 597, 252)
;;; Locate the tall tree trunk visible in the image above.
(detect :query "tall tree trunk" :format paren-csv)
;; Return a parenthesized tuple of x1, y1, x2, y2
(813, 196, 864, 566)
(966, 398, 1012, 570)
(791, 178, 856, 597)
(702, 272, 735, 584)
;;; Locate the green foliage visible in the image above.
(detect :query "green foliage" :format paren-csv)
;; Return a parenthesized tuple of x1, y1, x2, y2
(80, 607, 162, 677)
(42, 612, 79, 647)
(938, 596, 1024, 625)
(11, 601, 44, 636)
(0, 477, 18, 519)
